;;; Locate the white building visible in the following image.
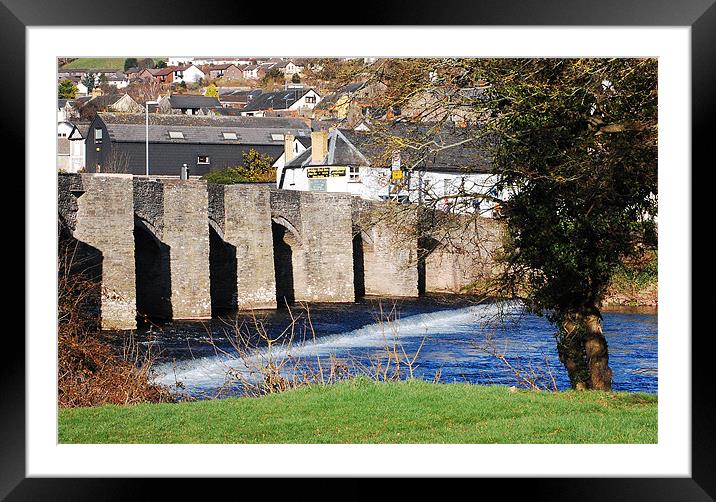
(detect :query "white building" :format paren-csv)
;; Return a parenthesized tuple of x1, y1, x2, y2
(277, 127, 505, 217)
(173, 64, 205, 84)
(240, 88, 321, 117)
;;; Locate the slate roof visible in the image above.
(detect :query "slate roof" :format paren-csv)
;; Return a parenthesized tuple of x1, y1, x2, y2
(285, 129, 369, 168)
(168, 94, 221, 109)
(96, 112, 311, 145)
(285, 123, 494, 174)
(240, 88, 313, 112)
(315, 82, 366, 110)
(71, 122, 91, 138)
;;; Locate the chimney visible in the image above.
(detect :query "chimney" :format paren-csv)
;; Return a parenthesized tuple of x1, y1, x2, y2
(311, 130, 329, 164)
(284, 133, 295, 164)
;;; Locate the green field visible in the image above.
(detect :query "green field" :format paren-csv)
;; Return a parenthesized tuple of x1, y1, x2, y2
(58, 379, 657, 444)
(60, 58, 166, 71)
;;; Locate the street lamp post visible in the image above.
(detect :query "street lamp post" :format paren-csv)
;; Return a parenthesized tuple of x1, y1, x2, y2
(145, 100, 159, 177)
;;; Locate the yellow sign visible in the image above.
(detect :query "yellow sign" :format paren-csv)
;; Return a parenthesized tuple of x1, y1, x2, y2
(391, 170, 403, 180)
(330, 167, 346, 177)
(307, 167, 330, 179)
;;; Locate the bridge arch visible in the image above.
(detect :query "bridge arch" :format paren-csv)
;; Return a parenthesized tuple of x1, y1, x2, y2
(134, 216, 172, 323)
(271, 216, 302, 306)
(352, 228, 376, 299)
(207, 217, 237, 313)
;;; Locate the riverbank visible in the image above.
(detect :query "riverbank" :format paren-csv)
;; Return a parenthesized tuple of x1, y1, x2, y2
(59, 379, 657, 444)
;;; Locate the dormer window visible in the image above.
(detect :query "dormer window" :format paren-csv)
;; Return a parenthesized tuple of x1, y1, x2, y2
(169, 131, 184, 139)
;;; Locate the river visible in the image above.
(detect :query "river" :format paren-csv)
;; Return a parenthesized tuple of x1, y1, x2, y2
(122, 296, 657, 399)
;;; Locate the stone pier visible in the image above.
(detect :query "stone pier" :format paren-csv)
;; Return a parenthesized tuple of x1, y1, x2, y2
(67, 174, 137, 330)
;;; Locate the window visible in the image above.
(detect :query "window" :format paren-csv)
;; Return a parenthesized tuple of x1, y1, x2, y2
(349, 165, 360, 182)
(94, 128, 102, 141)
(305, 95, 316, 104)
(222, 132, 238, 140)
(169, 131, 184, 139)
(197, 156, 210, 165)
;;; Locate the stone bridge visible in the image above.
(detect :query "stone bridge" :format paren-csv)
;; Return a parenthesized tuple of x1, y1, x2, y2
(59, 174, 431, 330)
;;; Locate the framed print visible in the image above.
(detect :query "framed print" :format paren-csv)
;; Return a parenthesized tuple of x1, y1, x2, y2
(7, 0, 715, 498)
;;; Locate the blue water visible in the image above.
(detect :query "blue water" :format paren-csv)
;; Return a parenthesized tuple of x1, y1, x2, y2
(135, 297, 657, 398)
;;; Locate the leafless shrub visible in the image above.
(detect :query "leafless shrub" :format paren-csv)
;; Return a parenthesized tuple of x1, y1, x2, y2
(58, 236, 174, 408)
(473, 331, 559, 392)
(169, 301, 432, 399)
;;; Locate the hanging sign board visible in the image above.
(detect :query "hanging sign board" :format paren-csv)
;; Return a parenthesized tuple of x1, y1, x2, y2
(329, 167, 346, 177)
(391, 170, 403, 180)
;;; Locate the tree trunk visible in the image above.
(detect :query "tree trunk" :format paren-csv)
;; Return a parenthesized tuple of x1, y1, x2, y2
(582, 309, 613, 390)
(557, 308, 613, 391)
(557, 321, 589, 390)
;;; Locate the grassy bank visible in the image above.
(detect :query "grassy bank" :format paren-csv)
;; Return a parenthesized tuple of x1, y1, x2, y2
(60, 58, 166, 70)
(59, 379, 657, 444)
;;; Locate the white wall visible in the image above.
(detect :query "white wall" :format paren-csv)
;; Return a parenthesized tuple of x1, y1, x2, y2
(182, 65, 205, 83)
(69, 139, 85, 172)
(289, 89, 321, 111)
(277, 165, 506, 216)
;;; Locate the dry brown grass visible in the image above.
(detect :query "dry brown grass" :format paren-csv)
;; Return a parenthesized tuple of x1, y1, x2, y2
(58, 236, 174, 408)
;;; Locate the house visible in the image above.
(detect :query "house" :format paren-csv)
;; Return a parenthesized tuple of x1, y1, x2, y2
(85, 112, 312, 176)
(172, 64, 205, 84)
(65, 122, 89, 172)
(272, 60, 303, 77)
(242, 65, 266, 80)
(158, 94, 221, 115)
(167, 57, 194, 66)
(74, 93, 143, 120)
(277, 124, 503, 216)
(58, 99, 77, 122)
(149, 67, 175, 84)
(204, 64, 243, 81)
(218, 89, 262, 108)
(313, 81, 386, 122)
(104, 72, 129, 89)
(240, 88, 321, 117)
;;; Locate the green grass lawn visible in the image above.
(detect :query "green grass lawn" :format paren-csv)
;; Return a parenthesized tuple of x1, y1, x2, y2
(58, 379, 657, 444)
(61, 58, 166, 71)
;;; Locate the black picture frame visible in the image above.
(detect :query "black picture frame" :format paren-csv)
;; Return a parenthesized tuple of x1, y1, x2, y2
(6, 0, 713, 498)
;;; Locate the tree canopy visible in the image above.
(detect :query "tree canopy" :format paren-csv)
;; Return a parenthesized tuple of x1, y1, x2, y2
(123, 58, 138, 71)
(369, 58, 658, 390)
(58, 79, 76, 99)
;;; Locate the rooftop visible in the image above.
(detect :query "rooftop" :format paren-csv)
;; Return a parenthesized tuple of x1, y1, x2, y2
(95, 112, 311, 145)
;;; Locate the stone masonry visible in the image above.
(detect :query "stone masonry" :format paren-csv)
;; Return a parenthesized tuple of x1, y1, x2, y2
(71, 174, 137, 330)
(160, 179, 212, 319)
(352, 199, 419, 297)
(212, 184, 277, 309)
(59, 174, 500, 330)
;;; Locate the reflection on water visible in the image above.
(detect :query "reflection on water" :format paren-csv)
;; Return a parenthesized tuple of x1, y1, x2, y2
(117, 297, 657, 399)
